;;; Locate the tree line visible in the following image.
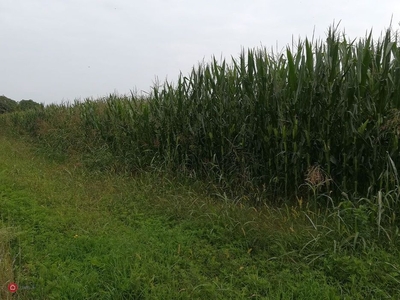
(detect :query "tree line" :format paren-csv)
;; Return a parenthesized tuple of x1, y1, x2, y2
(0, 95, 43, 114)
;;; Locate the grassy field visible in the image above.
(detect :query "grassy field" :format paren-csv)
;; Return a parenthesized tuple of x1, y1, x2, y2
(1, 125, 400, 299)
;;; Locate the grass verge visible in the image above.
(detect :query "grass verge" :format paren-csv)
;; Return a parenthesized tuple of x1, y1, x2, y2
(0, 133, 400, 299)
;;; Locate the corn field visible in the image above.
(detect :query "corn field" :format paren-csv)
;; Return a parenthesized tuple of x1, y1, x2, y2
(2, 25, 400, 203)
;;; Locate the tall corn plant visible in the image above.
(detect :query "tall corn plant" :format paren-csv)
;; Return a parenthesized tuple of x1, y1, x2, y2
(2, 24, 400, 205)
(148, 25, 400, 202)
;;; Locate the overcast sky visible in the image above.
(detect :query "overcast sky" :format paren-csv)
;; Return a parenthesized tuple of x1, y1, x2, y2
(1, 0, 400, 104)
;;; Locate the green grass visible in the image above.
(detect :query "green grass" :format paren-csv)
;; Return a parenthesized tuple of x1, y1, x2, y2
(1, 125, 400, 299)
(0, 223, 16, 300)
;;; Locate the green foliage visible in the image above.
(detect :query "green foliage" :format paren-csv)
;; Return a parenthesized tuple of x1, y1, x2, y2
(18, 99, 43, 111)
(0, 96, 43, 115)
(0, 95, 18, 114)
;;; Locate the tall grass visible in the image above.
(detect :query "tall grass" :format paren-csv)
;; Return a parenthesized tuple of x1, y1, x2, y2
(1, 24, 400, 204)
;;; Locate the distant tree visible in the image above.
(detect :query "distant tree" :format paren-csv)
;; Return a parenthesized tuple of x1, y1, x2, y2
(0, 95, 18, 114)
(18, 99, 43, 111)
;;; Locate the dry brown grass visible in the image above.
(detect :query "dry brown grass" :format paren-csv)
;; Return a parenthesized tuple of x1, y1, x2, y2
(382, 108, 400, 136)
(305, 164, 330, 188)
